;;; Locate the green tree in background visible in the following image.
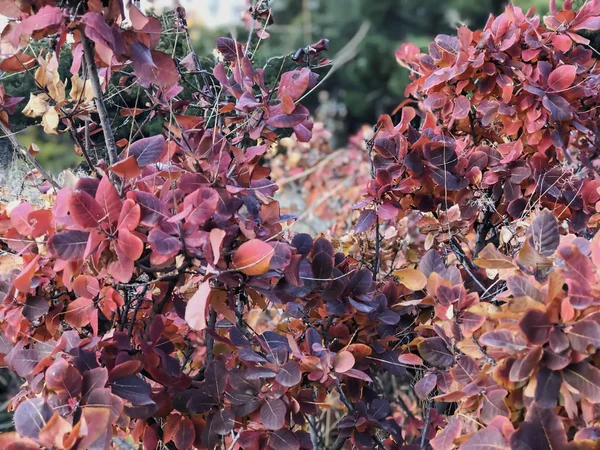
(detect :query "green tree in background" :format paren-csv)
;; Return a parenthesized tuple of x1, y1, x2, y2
(256, 0, 551, 143)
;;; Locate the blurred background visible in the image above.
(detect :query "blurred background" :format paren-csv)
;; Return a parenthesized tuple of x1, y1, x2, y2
(0, 0, 552, 175)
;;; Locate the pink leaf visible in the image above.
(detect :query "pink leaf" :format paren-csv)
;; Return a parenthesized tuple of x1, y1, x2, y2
(548, 65, 577, 91)
(333, 350, 355, 373)
(209, 228, 226, 265)
(185, 280, 211, 331)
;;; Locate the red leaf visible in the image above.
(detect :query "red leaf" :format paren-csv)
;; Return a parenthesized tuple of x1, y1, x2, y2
(278, 68, 311, 102)
(430, 418, 461, 450)
(10, 203, 51, 238)
(78, 407, 111, 449)
(463, 427, 506, 449)
(548, 64, 577, 91)
(118, 198, 141, 231)
(72, 275, 100, 298)
(69, 190, 105, 228)
(423, 92, 447, 110)
(151, 50, 180, 88)
(480, 388, 510, 424)
(117, 228, 144, 260)
(518, 309, 551, 345)
(542, 93, 572, 121)
(128, 191, 168, 227)
(397, 353, 423, 366)
(20, 6, 64, 37)
(65, 297, 94, 327)
(563, 362, 600, 402)
(95, 176, 122, 227)
(22, 296, 49, 322)
(13, 255, 39, 292)
(414, 373, 436, 399)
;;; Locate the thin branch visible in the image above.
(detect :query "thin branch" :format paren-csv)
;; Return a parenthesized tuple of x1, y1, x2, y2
(448, 237, 487, 293)
(128, 289, 147, 338)
(373, 212, 381, 281)
(468, 110, 479, 146)
(80, 31, 119, 168)
(330, 434, 348, 450)
(307, 415, 320, 450)
(473, 334, 496, 366)
(0, 121, 59, 189)
(420, 400, 431, 450)
(205, 308, 217, 364)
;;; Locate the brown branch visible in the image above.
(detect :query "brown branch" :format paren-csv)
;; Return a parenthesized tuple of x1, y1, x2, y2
(205, 308, 217, 364)
(128, 290, 147, 338)
(80, 31, 119, 168)
(473, 334, 496, 366)
(448, 237, 487, 293)
(330, 434, 349, 450)
(420, 400, 431, 450)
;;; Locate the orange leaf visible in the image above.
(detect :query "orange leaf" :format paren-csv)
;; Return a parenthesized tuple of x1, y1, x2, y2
(109, 155, 141, 179)
(14, 255, 40, 292)
(0, 53, 37, 72)
(474, 243, 516, 269)
(232, 239, 274, 276)
(393, 268, 427, 291)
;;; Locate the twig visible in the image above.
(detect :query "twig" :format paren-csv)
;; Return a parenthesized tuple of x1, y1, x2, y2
(307, 415, 320, 450)
(0, 121, 59, 189)
(420, 400, 431, 450)
(473, 335, 496, 366)
(468, 110, 479, 146)
(448, 237, 487, 293)
(236, 291, 255, 341)
(80, 31, 119, 168)
(396, 394, 416, 420)
(128, 289, 147, 338)
(373, 212, 381, 281)
(205, 308, 217, 364)
(330, 434, 349, 450)
(335, 375, 354, 413)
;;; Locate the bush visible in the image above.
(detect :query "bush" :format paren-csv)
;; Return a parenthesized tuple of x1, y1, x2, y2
(2, 1, 600, 450)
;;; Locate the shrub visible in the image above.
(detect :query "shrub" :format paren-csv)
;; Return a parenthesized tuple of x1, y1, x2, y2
(2, 1, 600, 450)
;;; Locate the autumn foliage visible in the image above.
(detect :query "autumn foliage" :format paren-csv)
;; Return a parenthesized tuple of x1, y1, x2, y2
(3, 0, 600, 449)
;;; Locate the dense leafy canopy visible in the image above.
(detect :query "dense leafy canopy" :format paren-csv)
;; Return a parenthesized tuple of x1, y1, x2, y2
(2, 1, 600, 450)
